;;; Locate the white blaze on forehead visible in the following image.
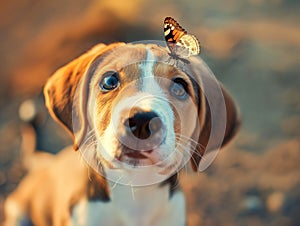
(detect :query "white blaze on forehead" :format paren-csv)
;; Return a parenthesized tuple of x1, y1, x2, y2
(140, 49, 156, 92)
(140, 49, 163, 95)
(137, 48, 170, 114)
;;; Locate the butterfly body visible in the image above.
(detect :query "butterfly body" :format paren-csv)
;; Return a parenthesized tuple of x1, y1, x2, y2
(164, 17, 200, 59)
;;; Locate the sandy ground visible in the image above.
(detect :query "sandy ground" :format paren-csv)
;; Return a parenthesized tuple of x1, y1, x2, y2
(0, 0, 299, 225)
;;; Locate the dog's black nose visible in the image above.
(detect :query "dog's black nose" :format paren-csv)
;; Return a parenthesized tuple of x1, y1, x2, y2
(125, 111, 163, 139)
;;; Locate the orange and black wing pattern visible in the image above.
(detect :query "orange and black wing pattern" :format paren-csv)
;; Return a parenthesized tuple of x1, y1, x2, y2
(164, 17, 200, 58)
(164, 17, 187, 53)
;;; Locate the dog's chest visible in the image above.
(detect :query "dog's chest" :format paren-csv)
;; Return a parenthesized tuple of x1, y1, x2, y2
(71, 183, 186, 226)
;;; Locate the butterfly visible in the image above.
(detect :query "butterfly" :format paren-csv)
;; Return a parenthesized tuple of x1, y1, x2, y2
(164, 17, 200, 59)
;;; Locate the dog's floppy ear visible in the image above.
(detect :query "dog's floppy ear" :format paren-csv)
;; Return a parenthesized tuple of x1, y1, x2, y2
(44, 43, 125, 150)
(189, 58, 240, 171)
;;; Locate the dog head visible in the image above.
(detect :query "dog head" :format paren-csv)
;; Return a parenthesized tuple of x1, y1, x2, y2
(44, 42, 239, 185)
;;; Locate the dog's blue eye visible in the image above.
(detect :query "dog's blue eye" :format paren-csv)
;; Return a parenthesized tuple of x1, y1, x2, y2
(170, 78, 189, 100)
(100, 71, 120, 91)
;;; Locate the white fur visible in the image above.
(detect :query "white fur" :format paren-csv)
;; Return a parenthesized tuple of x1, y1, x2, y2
(72, 183, 186, 226)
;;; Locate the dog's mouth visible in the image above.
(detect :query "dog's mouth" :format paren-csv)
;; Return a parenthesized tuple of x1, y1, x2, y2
(115, 144, 164, 165)
(124, 151, 149, 159)
(119, 145, 153, 160)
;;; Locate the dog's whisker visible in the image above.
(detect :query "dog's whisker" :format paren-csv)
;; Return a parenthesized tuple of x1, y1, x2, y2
(175, 137, 198, 152)
(87, 166, 93, 182)
(183, 163, 189, 176)
(175, 134, 207, 151)
(81, 134, 97, 148)
(171, 145, 190, 177)
(80, 132, 96, 148)
(174, 143, 191, 157)
(187, 148, 206, 160)
(110, 175, 125, 190)
(173, 152, 186, 188)
(80, 141, 98, 164)
(173, 149, 186, 177)
(130, 185, 137, 201)
(176, 141, 208, 163)
(175, 133, 202, 146)
(80, 140, 98, 156)
(80, 145, 93, 160)
(175, 135, 198, 146)
(85, 128, 96, 137)
(95, 154, 104, 173)
(174, 144, 201, 175)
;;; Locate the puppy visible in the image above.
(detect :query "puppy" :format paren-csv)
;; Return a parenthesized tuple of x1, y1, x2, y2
(4, 42, 239, 226)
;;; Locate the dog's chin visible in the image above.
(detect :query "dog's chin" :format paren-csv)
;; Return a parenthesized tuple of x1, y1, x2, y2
(117, 146, 162, 167)
(96, 141, 184, 175)
(116, 146, 184, 175)
(118, 155, 155, 167)
(116, 152, 181, 176)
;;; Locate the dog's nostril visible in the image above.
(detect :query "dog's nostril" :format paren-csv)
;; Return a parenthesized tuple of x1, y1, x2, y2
(128, 118, 137, 131)
(149, 117, 163, 134)
(124, 112, 163, 139)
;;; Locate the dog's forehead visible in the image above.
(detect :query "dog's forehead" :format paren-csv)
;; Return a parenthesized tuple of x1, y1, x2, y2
(96, 44, 187, 80)
(112, 44, 169, 60)
(101, 44, 166, 67)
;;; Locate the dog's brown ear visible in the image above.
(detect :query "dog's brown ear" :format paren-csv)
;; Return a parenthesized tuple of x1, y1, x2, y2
(44, 43, 125, 150)
(189, 58, 240, 171)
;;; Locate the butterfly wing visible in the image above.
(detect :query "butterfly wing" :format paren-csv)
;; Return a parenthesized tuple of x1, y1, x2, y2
(164, 17, 200, 58)
(164, 17, 187, 54)
(176, 34, 200, 58)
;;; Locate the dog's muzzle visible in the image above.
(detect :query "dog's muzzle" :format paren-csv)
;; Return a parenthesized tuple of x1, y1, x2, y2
(119, 109, 166, 157)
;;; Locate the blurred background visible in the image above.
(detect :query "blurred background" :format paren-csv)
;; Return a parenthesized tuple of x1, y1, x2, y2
(0, 0, 299, 225)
